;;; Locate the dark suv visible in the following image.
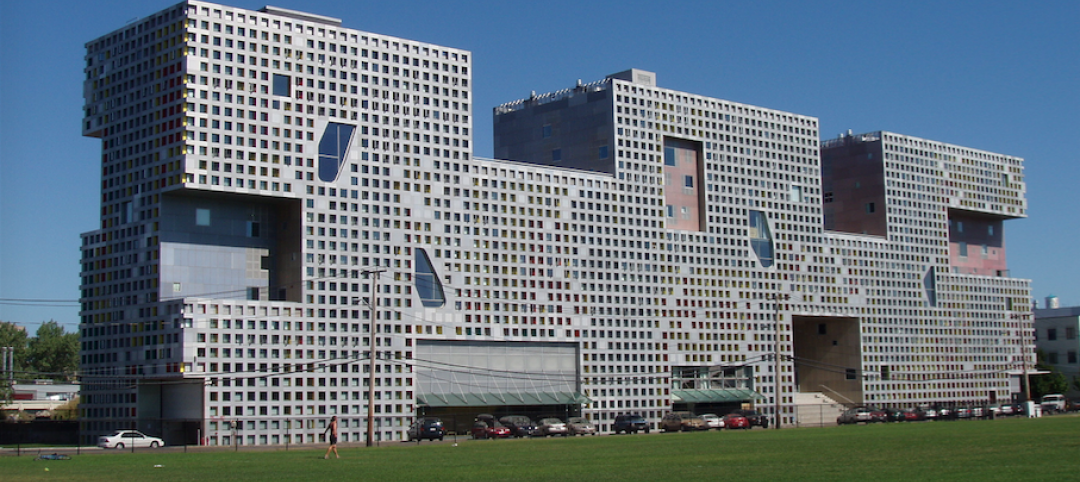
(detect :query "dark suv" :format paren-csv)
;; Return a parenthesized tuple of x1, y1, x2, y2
(499, 415, 537, 438)
(407, 417, 446, 441)
(613, 414, 650, 434)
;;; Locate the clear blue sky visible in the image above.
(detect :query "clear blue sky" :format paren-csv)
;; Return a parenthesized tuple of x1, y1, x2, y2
(2, 0, 1077, 330)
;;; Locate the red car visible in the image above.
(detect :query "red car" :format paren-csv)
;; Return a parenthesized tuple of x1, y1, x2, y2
(900, 408, 926, 422)
(722, 413, 750, 429)
(471, 420, 511, 439)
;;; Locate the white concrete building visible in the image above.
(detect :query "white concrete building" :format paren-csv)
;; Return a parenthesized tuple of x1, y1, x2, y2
(78, 1, 1032, 446)
(1034, 303, 1080, 396)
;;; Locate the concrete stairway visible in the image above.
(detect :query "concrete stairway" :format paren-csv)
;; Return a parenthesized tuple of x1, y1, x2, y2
(794, 392, 847, 427)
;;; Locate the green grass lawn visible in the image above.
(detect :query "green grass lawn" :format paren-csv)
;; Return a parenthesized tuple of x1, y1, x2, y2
(4, 416, 1079, 481)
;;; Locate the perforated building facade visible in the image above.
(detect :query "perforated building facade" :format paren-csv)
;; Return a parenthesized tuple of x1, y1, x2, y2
(78, 2, 1032, 446)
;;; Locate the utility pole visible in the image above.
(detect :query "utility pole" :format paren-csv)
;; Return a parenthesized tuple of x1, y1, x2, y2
(1, 347, 11, 400)
(363, 269, 386, 448)
(2, 347, 13, 396)
(1012, 312, 1031, 402)
(1, 347, 10, 382)
(769, 292, 789, 430)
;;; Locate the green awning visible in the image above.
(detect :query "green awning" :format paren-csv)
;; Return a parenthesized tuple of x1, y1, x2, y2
(417, 391, 591, 407)
(671, 389, 764, 403)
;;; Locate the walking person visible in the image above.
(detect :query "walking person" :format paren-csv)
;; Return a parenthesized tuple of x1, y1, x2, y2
(323, 416, 340, 459)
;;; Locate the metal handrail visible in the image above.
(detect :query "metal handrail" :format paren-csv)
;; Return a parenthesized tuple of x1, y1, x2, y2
(819, 384, 856, 406)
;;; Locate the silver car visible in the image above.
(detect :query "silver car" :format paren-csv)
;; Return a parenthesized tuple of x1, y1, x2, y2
(700, 413, 725, 430)
(837, 407, 874, 425)
(537, 417, 568, 436)
(567, 416, 597, 436)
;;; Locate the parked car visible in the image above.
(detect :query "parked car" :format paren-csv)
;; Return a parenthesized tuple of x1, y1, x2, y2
(1012, 403, 1027, 416)
(660, 412, 686, 432)
(536, 417, 568, 437)
(868, 407, 889, 423)
(499, 415, 537, 437)
(408, 417, 446, 441)
(97, 430, 165, 449)
(882, 408, 905, 423)
(684, 414, 709, 431)
(567, 417, 597, 436)
(986, 404, 1007, 418)
(900, 408, 925, 422)
(612, 414, 650, 434)
(934, 406, 952, 419)
(1041, 394, 1066, 413)
(471, 420, 511, 439)
(722, 413, 750, 429)
(661, 412, 707, 432)
(1066, 398, 1080, 412)
(700, 413, 725, 430)
(837, 407, 874, 425)
(733, 409, 770, 428)
(921, 407, 939, 420)
(952, 406, 973, 419)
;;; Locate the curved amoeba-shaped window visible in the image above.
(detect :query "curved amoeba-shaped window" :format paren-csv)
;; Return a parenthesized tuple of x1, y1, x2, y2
(415, 248, 445, 307)
(748, 210, 774, 268)
(317, 122, 355, 182)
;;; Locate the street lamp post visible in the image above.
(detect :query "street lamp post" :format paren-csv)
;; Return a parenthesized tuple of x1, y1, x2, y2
(363, 269, 386, 448)
(769, 292, 789, 430)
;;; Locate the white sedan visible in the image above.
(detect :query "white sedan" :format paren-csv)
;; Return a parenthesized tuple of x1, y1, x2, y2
(700, 414, 725, 430)
(97, 430, 165, 449)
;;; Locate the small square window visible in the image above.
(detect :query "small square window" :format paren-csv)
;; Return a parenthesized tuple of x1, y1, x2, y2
(196, 208, 211, 226)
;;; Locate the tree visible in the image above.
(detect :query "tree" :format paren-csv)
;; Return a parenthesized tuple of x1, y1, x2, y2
(0, 322, 29, 404)
(51, 396, 80, 421)
(25, 321, 78, 382)
(0, 321, 29, 371)
(1028, 349, 1070, 399)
